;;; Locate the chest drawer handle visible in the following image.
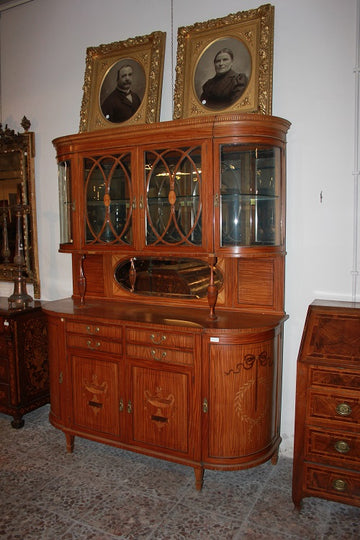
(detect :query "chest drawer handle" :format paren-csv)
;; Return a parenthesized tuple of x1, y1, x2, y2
(151, 349, 167, 361)
(334, 440, 350, 454)
(332, 478, 347, 492)
(150, 334, 166, 345)
(336, 403, 352, 417)
(87, 340, 101, 350)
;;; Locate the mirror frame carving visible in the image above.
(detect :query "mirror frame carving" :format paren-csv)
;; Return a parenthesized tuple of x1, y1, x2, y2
(0, 117, 40, 298)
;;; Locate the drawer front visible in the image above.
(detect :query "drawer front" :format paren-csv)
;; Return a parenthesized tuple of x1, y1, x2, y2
(311, 367, 360, 392)
(308, 390, 360, 428)
(126, 327, 194, 350)
(126, 344, 193, 365)
(305, 426, 360, 468)
(304, 463, 360, 506)
(67, 334, 122, 355)
(66, 321, 122, 340)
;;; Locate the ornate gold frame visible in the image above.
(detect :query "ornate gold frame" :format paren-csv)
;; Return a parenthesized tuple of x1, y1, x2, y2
(0, 118, 40, 298)
(173, 4, 274, 119)
(79, 31, 166, 132)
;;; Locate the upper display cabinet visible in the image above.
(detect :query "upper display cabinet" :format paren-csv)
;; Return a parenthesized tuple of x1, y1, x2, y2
(53, 113, 290, 312)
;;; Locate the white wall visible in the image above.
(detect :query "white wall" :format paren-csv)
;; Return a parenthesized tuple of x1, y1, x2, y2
(0, 0, 358, 454)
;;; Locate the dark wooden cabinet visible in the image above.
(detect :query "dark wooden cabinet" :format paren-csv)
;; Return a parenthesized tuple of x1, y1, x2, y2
(46, 113, 290, 488)
(0, 299, 48, 427)
(292, 300, 360, 509)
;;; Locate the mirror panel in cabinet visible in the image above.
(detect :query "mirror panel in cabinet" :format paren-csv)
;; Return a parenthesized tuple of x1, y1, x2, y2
(114, 257, 223, 299)
(220, 145, 281, 247)
(0, 119, 40, 297)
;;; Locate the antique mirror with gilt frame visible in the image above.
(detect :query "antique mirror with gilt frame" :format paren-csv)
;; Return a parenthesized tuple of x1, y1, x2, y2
(0, 117, 40, 298)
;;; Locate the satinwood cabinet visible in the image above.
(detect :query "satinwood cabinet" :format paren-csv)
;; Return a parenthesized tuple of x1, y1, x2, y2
(45, 113, 290, 488)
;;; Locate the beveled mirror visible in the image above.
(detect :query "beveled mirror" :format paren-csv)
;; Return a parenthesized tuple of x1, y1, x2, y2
(0, 118, 40, 297)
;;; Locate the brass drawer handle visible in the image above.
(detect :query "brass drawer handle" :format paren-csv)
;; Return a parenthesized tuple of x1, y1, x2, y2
(87, 340, 101, 350)
(336, 403, 352, 417)
(151, 349, 167, 361)
(150, 333, 166, 345)
(332, 478, 347, 492)
(86, 325, 100, 334)
(203, 398, 208, 413)
(334, 440, 350, 454)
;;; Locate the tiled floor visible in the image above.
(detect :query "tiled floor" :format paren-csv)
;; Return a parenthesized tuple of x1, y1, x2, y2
(0, 406, 359, 539)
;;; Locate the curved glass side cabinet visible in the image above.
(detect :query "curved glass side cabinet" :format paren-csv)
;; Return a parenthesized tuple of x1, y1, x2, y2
(58, 160, 72, 245)
(220, 145, 280, 247)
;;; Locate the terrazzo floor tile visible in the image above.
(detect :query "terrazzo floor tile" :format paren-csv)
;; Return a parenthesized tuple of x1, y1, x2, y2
(1, 405, 360, 540)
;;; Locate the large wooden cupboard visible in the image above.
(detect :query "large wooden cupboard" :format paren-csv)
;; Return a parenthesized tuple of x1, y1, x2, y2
(45, 113, 290, 488)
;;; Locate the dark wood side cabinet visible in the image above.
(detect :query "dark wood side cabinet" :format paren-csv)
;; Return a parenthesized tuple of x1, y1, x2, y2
(292, 300, 360, 509)
(0, 299, 49, 428)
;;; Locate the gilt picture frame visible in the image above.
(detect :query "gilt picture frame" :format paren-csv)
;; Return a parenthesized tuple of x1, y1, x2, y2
(79, 31, 166, 132)
(173, 4, 274, 119)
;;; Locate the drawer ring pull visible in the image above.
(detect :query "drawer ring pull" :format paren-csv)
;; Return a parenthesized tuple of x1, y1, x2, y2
(336, 403, 352, 417)
(151, 349, 167, 361)
(332, 478, 347, 492)
(334, 440, 350, 454)
(150, 334, 166, 345)
(87, 340, 101, 350)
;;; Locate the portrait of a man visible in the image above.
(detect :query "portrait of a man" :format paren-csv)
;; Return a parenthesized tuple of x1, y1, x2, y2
(100, 59, 146, 123)
(194, 38, 251, 110)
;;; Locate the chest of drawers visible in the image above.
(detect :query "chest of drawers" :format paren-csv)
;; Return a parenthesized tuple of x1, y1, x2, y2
(0, 299, 49, 428)
(292, 300, 360, 508)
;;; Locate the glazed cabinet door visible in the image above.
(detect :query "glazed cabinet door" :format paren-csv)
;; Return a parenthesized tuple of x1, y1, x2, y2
(142, 141, 213, 254)
(202, 330, 282, 467)
(214, 141, 285, 251)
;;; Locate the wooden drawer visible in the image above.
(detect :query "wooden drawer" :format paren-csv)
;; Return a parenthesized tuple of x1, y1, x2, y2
(126, 343, 193, 365)
(304, 463, 360, 506)
(66, 320, 122, 340)
(308, 390, 360, 429)
(126, 327, 194, 350)
(66, 334, 122, 355)
(310, 366, 360, 392)
(305, 426, 360, 468)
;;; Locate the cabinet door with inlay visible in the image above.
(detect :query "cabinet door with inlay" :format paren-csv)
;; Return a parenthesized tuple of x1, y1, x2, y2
(127, 361, 197, 459)
(70, 353, 122, 438)
(203, 331, 282, 467)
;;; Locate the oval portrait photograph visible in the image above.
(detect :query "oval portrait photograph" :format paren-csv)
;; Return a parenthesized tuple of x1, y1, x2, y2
(100, 59, 146, 123)
(194, 37, 251, 111)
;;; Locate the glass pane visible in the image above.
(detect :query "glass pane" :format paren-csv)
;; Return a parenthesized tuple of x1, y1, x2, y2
(115, 257, 223, 299)
(84, 154, 132, 245)
(220, 145, 280, 246)
(145, 147, 202, 246)
(58, 160, 72, 244)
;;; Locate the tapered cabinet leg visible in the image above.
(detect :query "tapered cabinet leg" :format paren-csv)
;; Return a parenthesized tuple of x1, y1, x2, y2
(65, 432, 74, 453)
